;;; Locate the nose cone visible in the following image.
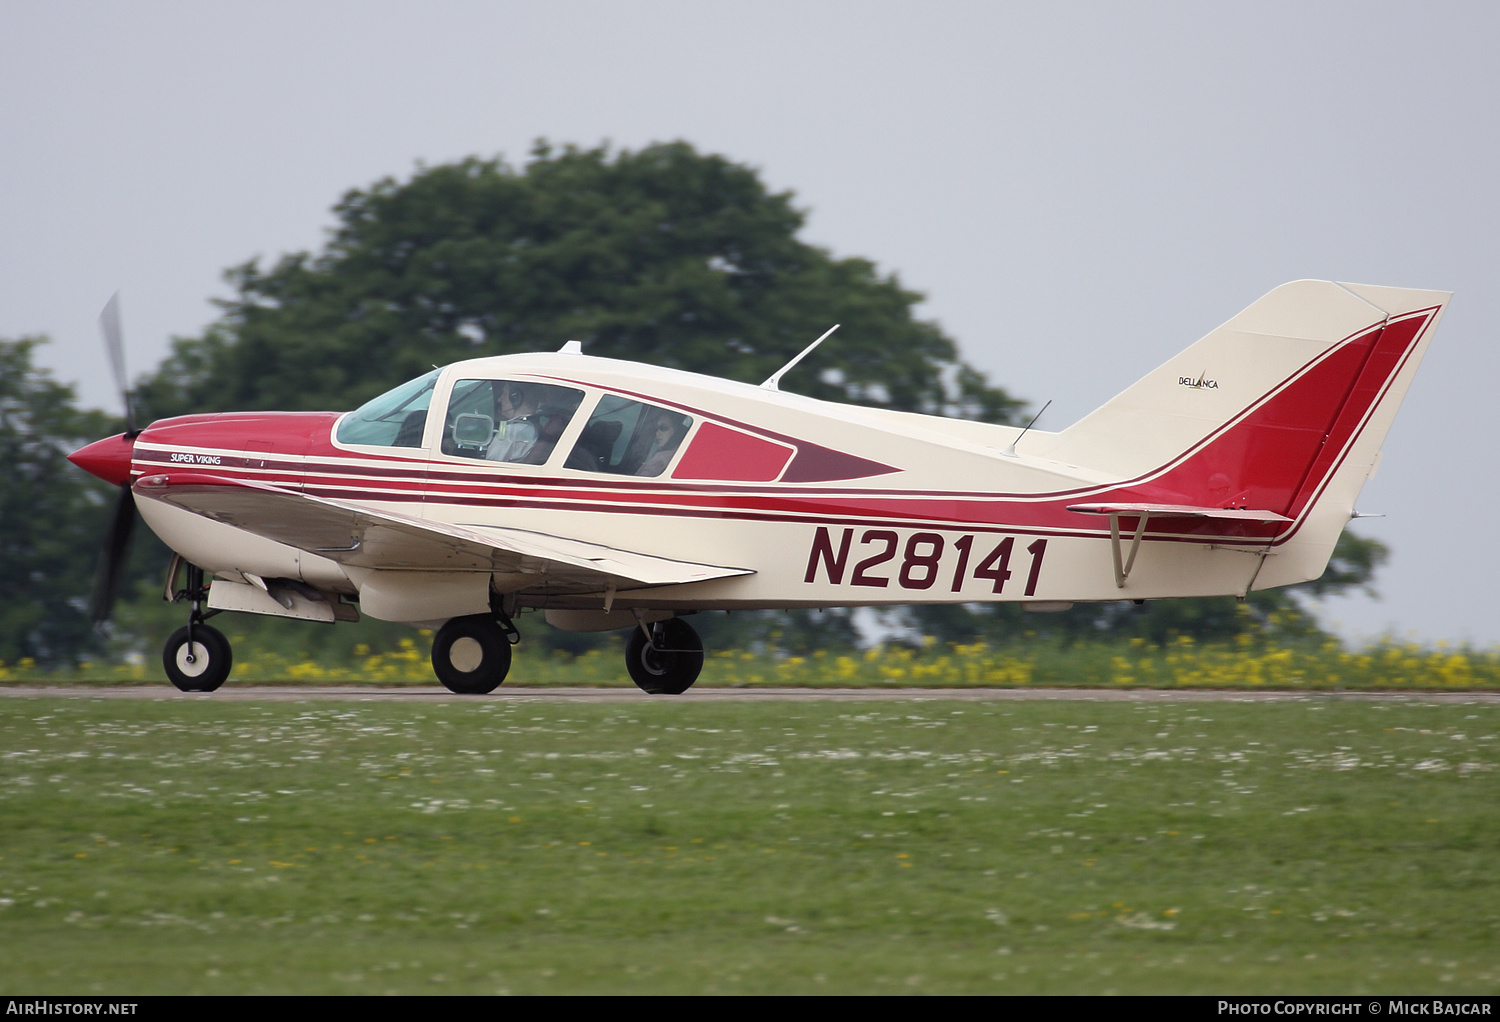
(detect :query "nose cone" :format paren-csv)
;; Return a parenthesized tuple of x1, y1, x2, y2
(68, 433, 135, 487)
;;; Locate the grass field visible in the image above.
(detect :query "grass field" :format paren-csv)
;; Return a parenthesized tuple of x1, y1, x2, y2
(1, 694, 1497, 994)
(7, 631, 1500, 689)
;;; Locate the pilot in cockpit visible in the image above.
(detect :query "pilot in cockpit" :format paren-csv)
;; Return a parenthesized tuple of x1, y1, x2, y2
(486, 382, 540, 462)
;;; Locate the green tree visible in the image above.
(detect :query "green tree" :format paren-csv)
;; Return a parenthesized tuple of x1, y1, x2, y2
(0, 339, 123, 665)
(140, 141, 1019, 423)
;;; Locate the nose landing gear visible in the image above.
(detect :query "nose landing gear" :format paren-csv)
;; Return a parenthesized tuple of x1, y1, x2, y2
(162, 562, 232, 692)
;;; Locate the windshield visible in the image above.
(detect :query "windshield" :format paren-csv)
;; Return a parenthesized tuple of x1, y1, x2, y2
(335, 368, 441, 447)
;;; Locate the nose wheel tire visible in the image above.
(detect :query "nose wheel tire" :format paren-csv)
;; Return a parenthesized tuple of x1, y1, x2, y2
(625, 618, 703, 694)
(432, 614, 512, 694)
(163, 624, 232, 692)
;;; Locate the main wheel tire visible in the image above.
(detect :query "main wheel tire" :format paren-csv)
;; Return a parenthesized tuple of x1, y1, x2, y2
(432, 615, 512, 694)
(625, 618, 703, 695)
(162, 624, 232, 693)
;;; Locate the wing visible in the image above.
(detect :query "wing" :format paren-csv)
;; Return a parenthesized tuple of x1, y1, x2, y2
(134, 471, 753, 594)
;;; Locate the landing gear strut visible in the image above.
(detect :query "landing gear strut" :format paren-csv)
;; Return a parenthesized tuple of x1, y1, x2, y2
(162, 563, 232, 692)
(625, 618, 703, 695)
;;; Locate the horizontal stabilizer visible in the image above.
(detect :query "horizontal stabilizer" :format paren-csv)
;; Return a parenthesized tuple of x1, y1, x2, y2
(1067, 503, 1292, 523)
(1068, 501, 1291, 590)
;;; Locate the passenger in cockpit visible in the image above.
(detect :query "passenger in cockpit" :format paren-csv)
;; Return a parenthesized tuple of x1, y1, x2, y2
(635, 413, 687, 477)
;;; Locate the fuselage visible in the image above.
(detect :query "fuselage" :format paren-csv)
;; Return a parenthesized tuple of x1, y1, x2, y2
(79, 342, 1370, 621)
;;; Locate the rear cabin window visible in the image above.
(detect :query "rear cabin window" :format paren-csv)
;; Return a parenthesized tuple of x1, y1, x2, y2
(671, 421, 794, 482)
(565, 396, 693, 477)
(440, 379, 585, 465)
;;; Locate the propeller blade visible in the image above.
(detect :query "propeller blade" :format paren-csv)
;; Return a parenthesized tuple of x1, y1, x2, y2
(90, 483, 137, 627)
(99, 292, 137, 435)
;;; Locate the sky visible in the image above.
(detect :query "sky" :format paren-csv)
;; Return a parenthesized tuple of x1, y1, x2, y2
(3, 0, 1496, 646)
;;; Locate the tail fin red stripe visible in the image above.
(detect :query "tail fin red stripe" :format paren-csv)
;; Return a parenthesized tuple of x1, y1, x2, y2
(1128, 319, 1388, 514)
(1281, 308, 1434, 521)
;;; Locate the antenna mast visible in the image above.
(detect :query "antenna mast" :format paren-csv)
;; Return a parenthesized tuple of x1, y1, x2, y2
(760, 325, 840, 391)
(1002, 399, 1052, 458)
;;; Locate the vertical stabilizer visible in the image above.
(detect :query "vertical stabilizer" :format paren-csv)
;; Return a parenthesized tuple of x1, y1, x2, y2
(1037, 280, 1448, 586)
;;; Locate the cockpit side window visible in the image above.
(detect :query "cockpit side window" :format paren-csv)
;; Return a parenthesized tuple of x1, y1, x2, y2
(440, 379, 585, 465)
(335, 369, 441, 447)
(565, 396, 693, 477)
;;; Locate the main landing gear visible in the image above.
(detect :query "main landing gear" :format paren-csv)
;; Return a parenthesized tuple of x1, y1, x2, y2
(163, 563, 232, 692)
(625, 618, 704, 695)
(429, 612, 705, 696)
(431, 612, 518, 694)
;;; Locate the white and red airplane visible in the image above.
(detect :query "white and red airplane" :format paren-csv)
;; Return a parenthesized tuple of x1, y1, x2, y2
(68, 280, 1446, 695)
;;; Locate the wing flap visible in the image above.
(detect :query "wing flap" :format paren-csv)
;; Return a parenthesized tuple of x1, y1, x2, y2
(134, 471, 753, 590)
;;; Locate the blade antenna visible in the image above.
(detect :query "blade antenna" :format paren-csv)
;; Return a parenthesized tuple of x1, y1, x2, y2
(1002, 399, 1052, 458)
(99, 292, 139, 436)
(761, 324, 839, 391)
